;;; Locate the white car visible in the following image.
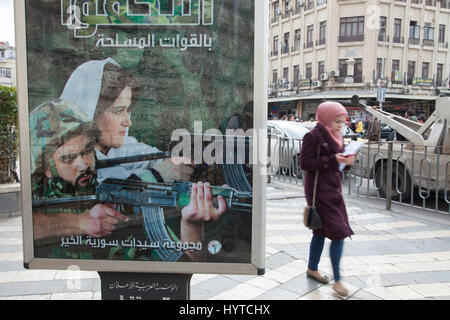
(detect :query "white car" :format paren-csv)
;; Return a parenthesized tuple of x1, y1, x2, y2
(299, 121, 357, 139)
(267, 120, 310, 175)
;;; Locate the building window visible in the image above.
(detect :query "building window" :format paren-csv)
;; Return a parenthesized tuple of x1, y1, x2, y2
(306, 0, 314, 11)
(438, 0, 450, 9)
(283, 67, 289, 82)
(273, 69, 278, 84)
(294, 29, 301, 51)
(282, 32, 290, 54)
(354, 58, 363, 83)
(339, 59, 348, 78)
(423, 24, 434, 47)
(318, 61, 325, 78)
(409, 21, 420, 45)
(394, 19, 402, 43)
(379, 17, 387, 41)
(377, 58, 384, 79)
(0, 50, 4, 58)
(436, 63, 444, 87)
(305, 63, 312, 79)
(293, 65, 300, 86)
(273, 2, 280, 23)
(306, 25, 314, 48)
(319, 21, 326, 45)
(422, 62, 429, 79)
(408, 61, 415, 85)
(339, 16, 364, 42)
(0, 68, 11, 78)
(272, 35, 279, 56)
(439, 24, 446, 43)
(284, 0, 291, 16)
(392, 59, 402, 84)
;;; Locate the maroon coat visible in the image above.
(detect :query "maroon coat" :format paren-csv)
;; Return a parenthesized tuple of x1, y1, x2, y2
(299, 123, 353, 241)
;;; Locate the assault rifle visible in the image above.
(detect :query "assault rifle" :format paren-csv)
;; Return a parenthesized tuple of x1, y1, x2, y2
(33, 178, 252, 261)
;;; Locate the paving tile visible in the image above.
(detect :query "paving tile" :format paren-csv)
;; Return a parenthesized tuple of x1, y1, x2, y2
(211, 283, 267, 300)
(50, 291, 94, 300)
(299, 290, 339, 300)
(387, 285, 424, 300)
(364, 287, 403, 300)
(0, 280, 66, 296)
(278, 274, 323, 296)
(254, 287, 300, 300)
(263, 269, 295, 283)
(408, 283, 450, 297)
(265, 251, 295, 269)
(245, 276, 279, 291)
(190, 276, 240, 300)
(13, 270, 57, 282)
(380, 273, 418, 286)
(0, 271, 17, 283)
(6, 294, 52, 300)
(350, 289, 383, 300)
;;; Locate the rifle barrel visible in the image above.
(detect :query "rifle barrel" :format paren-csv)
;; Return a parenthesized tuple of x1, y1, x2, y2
(96, 151, 170, 169)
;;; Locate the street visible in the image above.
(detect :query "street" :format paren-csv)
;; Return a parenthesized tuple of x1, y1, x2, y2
(0, 180, 449, 300)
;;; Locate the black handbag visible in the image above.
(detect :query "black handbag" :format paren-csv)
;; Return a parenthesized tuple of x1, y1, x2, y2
(303, 145, 323, 230)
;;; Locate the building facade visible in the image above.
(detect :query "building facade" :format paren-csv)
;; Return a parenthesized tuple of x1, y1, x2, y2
(0, 42, 16, 87)
(269, 0, 450, 120)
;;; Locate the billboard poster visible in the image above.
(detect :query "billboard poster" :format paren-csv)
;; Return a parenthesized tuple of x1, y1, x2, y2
(16, 0, 267, 274)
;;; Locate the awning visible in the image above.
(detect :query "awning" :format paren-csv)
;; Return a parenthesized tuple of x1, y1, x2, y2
(268, 90, 437, 103)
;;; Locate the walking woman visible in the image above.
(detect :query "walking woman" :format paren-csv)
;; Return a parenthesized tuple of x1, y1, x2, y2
(299, 101, 355, 296)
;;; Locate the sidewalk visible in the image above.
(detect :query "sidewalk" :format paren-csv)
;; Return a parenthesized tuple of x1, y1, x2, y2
(0, 180, 450, 300)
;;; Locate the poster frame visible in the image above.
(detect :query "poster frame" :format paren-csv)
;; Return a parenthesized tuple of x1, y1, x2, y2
(15, 0, 268, 275)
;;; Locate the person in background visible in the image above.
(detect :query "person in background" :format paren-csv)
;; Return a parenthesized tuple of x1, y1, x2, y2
(300, 101, 355, 297)
(405, 110, 417, 121)
(417, 114, 427, 124)
(355, 119, 364, 137)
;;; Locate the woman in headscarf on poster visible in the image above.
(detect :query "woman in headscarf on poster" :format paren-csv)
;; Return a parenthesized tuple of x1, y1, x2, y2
(59, 58, 228, 261)
(59, 57, 192, 184)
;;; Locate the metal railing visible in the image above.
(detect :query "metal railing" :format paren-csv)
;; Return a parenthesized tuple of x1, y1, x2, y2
(267, 131, 450, 214)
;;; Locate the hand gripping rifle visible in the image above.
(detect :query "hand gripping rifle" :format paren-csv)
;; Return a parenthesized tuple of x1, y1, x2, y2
(33, 177, 252, 262)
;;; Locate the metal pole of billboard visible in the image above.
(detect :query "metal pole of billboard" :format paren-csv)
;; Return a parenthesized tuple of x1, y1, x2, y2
(98, 272, 193, 300)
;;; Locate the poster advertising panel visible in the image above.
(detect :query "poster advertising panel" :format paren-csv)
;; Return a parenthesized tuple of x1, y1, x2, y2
(16, 0, 267, 275)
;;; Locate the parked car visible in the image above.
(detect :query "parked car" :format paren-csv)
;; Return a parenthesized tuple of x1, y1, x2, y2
(267, 120, 309, 175)
(380, 123, 392, 140)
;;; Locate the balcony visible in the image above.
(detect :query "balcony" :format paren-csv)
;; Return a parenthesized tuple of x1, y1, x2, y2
(281, 45, 290, 55)
(270, 51, 279, 57)
(423, 39, 434, 47)
(393, 36, 404, 44)
(339, 35, 364, 43)
(336, 75, 364, 84)
(378, 34, 389, 42)
(304, 41, 314, 49)
(283, 10, 291, 19)
(317, 38, 326, 46)
(271, 15, 280, 24)
(438, 41, 449, 49)
(408, 38, 420, 46)
(291, 44, 301, 53)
